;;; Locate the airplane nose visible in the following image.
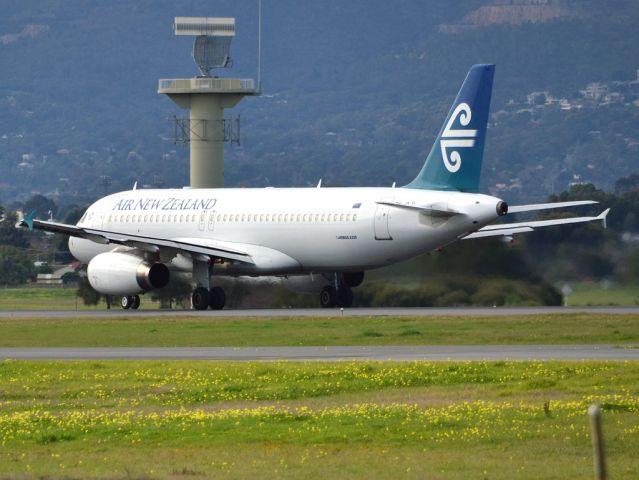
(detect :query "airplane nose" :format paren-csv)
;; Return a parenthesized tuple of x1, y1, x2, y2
(496, 201, 508, 216)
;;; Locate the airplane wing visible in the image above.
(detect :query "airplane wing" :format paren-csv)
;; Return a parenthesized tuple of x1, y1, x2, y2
(19, 215, 253, 264)
(464, 208, 610, 240)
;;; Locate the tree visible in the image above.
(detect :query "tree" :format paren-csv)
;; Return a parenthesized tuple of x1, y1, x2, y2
(0, 211, 30, 248)
(150, 277, 192, 309)
(76, 277, 100, 306)
(23, 194, 57, 220)
(0, 246, 35, 286)
(61, 271, 81, 285)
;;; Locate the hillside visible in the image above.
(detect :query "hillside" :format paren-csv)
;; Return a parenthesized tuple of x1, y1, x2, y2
(0, 0, 638, 207)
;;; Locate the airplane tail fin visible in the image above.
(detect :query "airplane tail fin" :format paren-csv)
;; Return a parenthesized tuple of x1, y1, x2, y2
(404, 64, 495, 193)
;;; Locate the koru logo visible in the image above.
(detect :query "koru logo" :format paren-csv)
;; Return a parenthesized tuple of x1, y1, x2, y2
(440, 103, 477, 173)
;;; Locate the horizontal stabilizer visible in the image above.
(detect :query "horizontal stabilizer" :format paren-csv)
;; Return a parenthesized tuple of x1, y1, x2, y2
(507, 200, 598, 214)
(463, 209, 609, 240)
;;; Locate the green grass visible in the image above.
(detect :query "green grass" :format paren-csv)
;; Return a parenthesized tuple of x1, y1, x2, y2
(0, 360, 637, 479)
(0, 313, 638, 347)
(0, 287, 162, 310)
(564, 281, 639, 306)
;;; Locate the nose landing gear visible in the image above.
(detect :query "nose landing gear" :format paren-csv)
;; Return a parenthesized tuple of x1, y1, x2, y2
(319, 284, 354, 308)
(120, 295, 140, 310)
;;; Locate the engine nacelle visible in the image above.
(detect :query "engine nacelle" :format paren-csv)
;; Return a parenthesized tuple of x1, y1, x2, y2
(87, 252, 170, 295)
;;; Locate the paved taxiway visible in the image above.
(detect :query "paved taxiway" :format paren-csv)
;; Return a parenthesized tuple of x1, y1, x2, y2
(1, 306, 639, 318)
(1, 345, 637, 361)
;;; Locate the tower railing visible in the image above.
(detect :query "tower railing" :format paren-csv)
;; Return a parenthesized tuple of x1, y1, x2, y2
(158, 78, 255, 93)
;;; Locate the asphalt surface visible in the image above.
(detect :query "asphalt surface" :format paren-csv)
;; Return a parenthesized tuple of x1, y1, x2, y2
(1, 345, 637, 361)
(1, 306, 639, 318)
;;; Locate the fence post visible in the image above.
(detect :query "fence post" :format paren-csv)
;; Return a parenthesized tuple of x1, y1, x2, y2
(588, 404, 607, 480)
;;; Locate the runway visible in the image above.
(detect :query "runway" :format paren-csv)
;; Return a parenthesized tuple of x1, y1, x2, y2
(1, 345, 637, 361)
(1, 306, 639, 318)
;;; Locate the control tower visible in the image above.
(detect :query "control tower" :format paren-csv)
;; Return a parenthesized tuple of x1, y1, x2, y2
(158, 17, 256, 188)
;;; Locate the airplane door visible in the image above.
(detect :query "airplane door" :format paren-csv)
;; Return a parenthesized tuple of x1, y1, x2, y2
(208, 210, 217, 231)
(374, 203, 392, 240)
(198, 210, 206, 231)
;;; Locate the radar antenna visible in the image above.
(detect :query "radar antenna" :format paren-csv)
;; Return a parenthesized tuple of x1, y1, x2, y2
(173, 17, 236, 77)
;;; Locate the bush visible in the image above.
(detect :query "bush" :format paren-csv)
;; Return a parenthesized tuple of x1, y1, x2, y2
(357, 276, 562, 307)
(0, 246, 36, 286)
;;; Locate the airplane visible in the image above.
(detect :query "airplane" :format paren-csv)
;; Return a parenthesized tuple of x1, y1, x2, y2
(20, 64, 608, 310)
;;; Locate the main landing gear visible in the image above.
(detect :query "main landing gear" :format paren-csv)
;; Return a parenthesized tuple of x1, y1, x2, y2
(319, 285, 353, 308)
(192, 286, 226, 310)
(121, 295, 140, 310)
(318, 272, 364, 308)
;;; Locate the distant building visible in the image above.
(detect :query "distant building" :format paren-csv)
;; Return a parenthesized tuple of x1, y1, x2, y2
(527, 91, 548, 106)
(603, 92, 624, 104)
(581, 82, 608, 100)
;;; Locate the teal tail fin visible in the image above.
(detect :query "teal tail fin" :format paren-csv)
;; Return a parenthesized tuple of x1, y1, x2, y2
(404, 64, 495, 193)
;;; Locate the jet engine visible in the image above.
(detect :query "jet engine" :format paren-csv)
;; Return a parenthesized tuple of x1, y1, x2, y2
(87, 252, 170, 295)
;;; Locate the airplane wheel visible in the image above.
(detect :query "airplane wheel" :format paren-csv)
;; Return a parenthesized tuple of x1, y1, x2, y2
(209, 286, 226, 310)
(337, 286, 354, 308)
(131, 295, 140, 310)
(121, 296, 133, 310)
(319, 286, 337, 308)
(192, 287, 210, 311)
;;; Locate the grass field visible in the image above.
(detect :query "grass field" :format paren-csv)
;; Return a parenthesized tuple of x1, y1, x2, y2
(1, 282, 638, 311)
(0, 360, 637, 479)
(0, 313, 638, 347)
(2, 289, 638, 479)
(565, 282, 639, 306)
(0, 287, 163, 310)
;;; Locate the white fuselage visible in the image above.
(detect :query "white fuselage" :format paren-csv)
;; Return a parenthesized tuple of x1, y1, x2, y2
(69, 187, 503, 276)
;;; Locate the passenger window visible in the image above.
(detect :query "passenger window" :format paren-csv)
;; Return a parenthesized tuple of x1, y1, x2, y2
(353, 214, 358, 221)
(126, 215, 130, 222)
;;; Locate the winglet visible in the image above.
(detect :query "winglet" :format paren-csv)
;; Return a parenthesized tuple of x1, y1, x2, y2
(20, 211, 36, 231)
(598, 208, 610, 229)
